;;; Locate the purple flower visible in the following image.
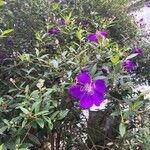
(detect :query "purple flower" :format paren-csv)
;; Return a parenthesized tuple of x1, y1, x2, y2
(145, 1, 150, 7)
(86, 33, 98, 43)
(69, 71, 107, 109)
(139, 18, 144, 22)
(123, 59, 135, 72)
(96, 31, 108, 39)
(48, 27, 60, 36)
(101, 67, 108, 75)
(5, 38, 13, 47)
(86, 31, 108, 43)
(76, 19, 90, 26)
(139, 18, 143, 22)
(133, 47, 143, 55)
(81, 20, 90, 26)
(56, 18, 66, 25)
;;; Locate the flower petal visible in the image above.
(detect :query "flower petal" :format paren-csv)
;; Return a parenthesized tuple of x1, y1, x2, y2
(101, 67, 108, 75)
(69, 85, 83, 98)
(76, 71, 91, 85)
(48, 27, 60, 35)
(86, 33, 98, 43)
(123, 59, 135, 72)
(133, 47, 143, 55)
(80, 93, 93, 109)
(145, 1, 150, 7)
(96, 31, 108, 39)
(92, 92, 104, 106)
(94, 79, 107, 93)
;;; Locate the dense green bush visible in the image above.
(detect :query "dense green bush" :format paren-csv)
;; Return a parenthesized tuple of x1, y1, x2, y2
(0, 0, 149, 150)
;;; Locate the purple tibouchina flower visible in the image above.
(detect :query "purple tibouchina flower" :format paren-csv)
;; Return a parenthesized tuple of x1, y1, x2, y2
(69, 71, 107, 109)
(96, 31, 108, 39)
(123, 59, 135, 72)
(56, 18, 66, 25)
(86, 33, 98, 43)
(101, 67, 108, 75)
(139, 18, 144, 22)
(133, 47, 143, 55)
(48, 27, 60, 35)
(86, 31, 108, 43)
(76, 19, 90, 26)
(5, 38, 13, 47)
(80, 20, 90, 26)
(145, 1, 150, 7)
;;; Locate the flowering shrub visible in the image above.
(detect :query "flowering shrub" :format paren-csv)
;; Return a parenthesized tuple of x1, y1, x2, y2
(0, 0, 149, 150)
(86, 31, 108, 43)
(69, 71, 107, 108)
(123, 59, 135, 72)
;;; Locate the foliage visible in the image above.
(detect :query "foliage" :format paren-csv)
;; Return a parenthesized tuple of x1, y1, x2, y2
(0, 0, 149, 150)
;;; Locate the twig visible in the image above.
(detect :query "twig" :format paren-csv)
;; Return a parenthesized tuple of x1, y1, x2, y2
(21, 126, 31, 144)
(87, 134, 98, 150)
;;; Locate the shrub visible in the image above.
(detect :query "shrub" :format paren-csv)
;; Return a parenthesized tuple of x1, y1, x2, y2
(0, 0, 149, 150)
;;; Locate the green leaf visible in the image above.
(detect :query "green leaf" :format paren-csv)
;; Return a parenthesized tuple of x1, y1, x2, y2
(111, 55, 120, 64)
(0, 126, 7, 134)
(50, 111, 59, 120)
(43, 88, 54, 97)
(28, 134, 40, 145)
(58, 110, 69, 120)
(110, 111, 120, 117)
(119, 123, 126, 137)
(51, 2, 59, 10)
(35, 48, 40, 57)
(1, 144, 7, 150)
(34, 110, 49, 116)
(32, 101, 41, 113)
(20, 53, 30, 62)
(25, 85, 29, 94)
(0, 0, 5, 7)
(30, 90, 39, 99)
(52, 100, 57, 107)
(43, 117, 53, 130)
(0, 97, 4, 105)
(15, 94, 25, 98)
(130, 101, 143, 111)
(51, 60, 58, 68)
(90, 64, 97, 76)
(114, 62, 121, 74)
(62, 51, 68, 58)
(126, 53, 138, 60)
(19, 107, 29, 114)
(15, 137, 21, 144)
(21, 119, 28, 128)
(35, 32, 42, 42)
(0, 144, 3, 150)
(76, 30, 82, 40)
(2, 29, 14, 35)
(36, 118, 44, 128)
(3, 119, 9, 125)
(19, 143, 33, 149)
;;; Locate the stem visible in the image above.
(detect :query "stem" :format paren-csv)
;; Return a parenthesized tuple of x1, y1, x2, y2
(87, 134, 98, 150)
(21, 126, 31, 144)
